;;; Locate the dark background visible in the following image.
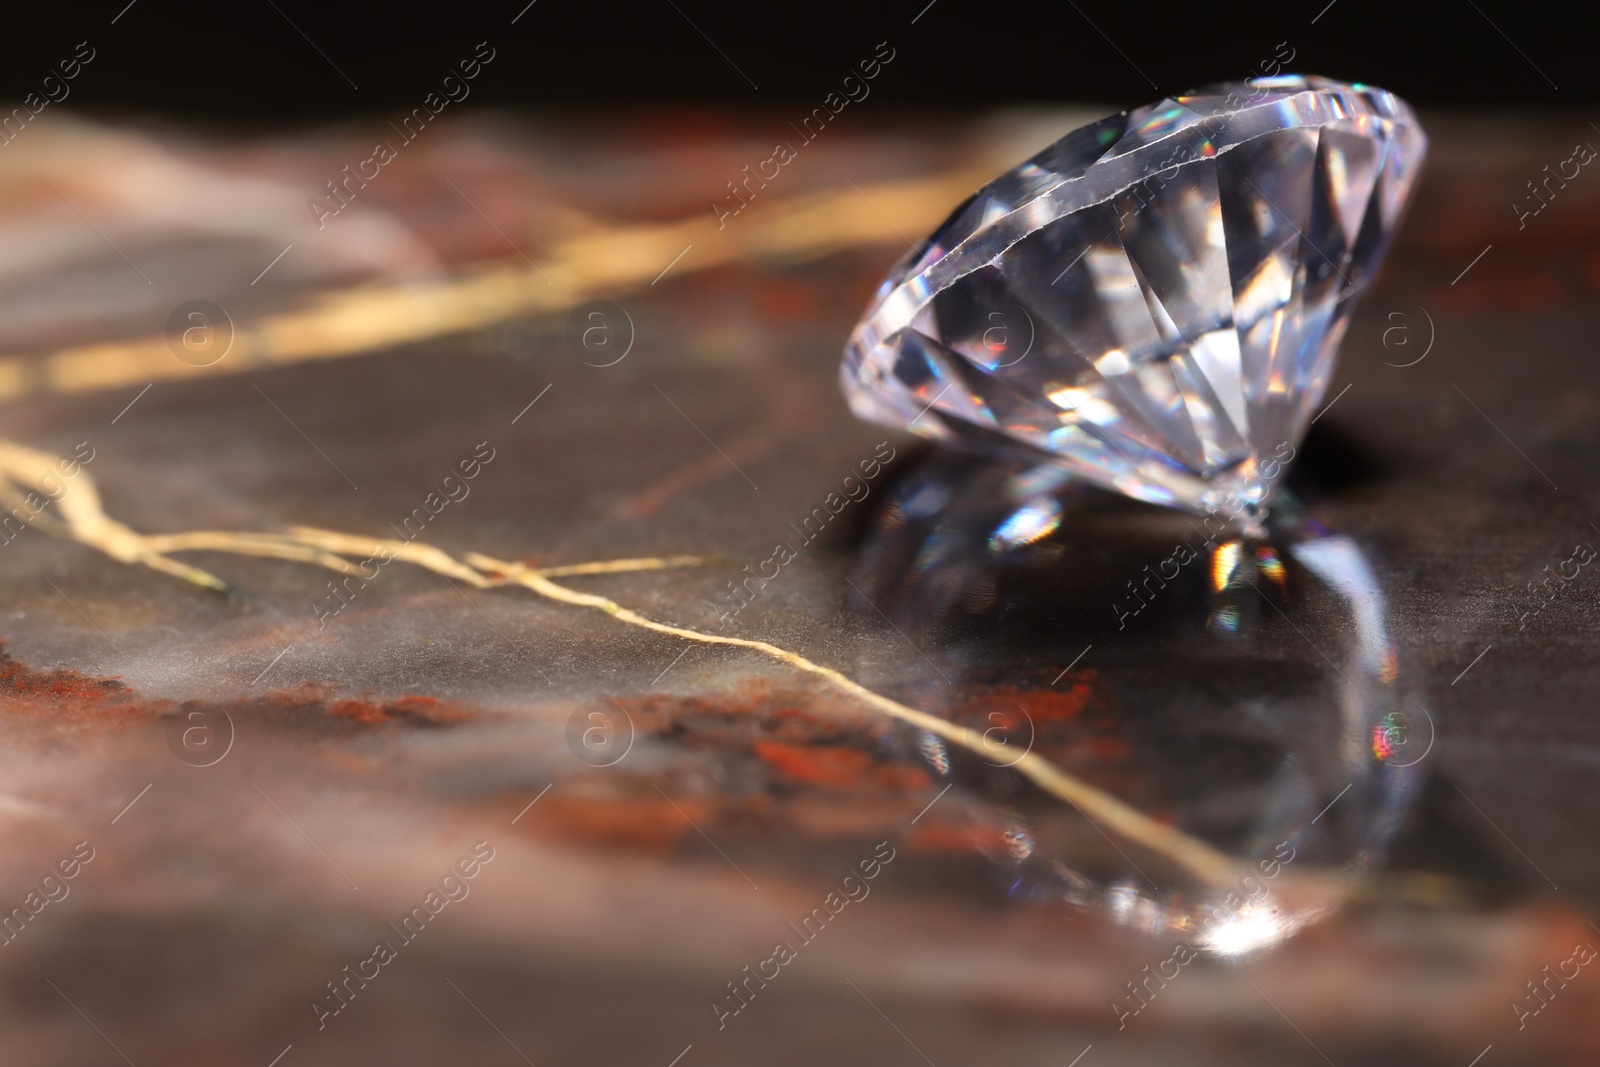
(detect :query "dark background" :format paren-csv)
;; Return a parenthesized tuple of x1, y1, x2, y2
(0, 0, 1587, 123)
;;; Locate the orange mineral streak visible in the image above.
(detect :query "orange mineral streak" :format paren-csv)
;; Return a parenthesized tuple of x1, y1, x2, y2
(529, 794, 717, 853)
(962, 677, 1131, 762)
(964, 679, 1099, 726)
(753, 741, 873, 788)
(327, 694, 472, 728)
(0, 641, 474, 737)
(0, 642, 144, 732)
(0, 642, 128, 705)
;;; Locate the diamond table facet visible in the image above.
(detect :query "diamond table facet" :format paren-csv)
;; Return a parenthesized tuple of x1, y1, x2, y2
(841, 76, 1427, 517)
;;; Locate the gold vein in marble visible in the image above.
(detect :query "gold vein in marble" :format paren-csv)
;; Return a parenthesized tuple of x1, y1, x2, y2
(2, 435, 1250, 891)
(0, 170, 993, 403)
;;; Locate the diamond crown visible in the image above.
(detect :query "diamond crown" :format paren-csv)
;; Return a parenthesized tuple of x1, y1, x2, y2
(842, 76, 1426, 516)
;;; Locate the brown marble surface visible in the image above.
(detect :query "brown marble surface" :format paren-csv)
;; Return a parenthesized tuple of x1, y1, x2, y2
(0, 108, 1598, 1065)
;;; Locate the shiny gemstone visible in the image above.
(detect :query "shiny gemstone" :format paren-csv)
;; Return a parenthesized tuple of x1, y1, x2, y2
(841, 76, 1426, 517)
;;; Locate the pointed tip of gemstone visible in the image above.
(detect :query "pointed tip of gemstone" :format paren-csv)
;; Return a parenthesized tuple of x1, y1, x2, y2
(842, 76, 1426, 517)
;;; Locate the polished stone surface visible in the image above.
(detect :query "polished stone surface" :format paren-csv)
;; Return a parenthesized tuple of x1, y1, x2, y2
(0, 109, 1597, 1065)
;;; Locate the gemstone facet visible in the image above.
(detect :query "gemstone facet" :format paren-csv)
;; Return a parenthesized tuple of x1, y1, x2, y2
(841, 76, 1426, 516)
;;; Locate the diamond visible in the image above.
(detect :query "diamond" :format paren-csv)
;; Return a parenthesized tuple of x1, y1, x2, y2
(841, 76, 1426, 517)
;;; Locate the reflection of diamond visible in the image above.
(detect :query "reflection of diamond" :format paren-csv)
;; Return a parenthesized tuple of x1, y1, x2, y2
(842, 76, 1426, 516)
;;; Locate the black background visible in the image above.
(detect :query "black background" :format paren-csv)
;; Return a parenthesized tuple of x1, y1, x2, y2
(0, 0, 1589, 123)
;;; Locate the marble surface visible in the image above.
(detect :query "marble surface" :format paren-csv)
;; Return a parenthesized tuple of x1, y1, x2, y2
(0, 108, 1597, 1065)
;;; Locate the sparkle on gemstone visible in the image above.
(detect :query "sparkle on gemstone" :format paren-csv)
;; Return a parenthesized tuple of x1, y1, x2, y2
(841, 76, 1426, 516)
